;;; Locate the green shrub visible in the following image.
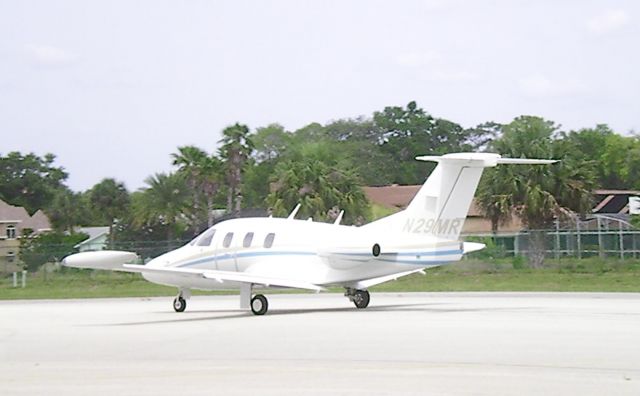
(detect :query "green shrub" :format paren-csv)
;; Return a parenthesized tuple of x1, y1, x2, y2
(512, 255, 525, 269)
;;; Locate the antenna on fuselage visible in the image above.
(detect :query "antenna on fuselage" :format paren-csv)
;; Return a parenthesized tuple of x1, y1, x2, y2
(287, 203, 301, 220)
(333, 210, 344, 225)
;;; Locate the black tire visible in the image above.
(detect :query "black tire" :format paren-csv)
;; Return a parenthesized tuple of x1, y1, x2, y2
(251, 294, 269, 315)
(173, 296, 186, 312)
(353, 290, 370, 309)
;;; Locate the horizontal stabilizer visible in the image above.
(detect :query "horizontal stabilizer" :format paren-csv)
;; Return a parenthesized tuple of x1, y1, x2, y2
(416, 152, 557, 167)
(496, 158, 558, 165)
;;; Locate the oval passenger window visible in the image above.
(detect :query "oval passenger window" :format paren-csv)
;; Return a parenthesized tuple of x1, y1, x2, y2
(263, 233, 275, 248)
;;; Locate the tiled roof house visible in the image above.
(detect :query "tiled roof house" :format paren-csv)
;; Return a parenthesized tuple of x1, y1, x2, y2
(0, 199, 52, 272)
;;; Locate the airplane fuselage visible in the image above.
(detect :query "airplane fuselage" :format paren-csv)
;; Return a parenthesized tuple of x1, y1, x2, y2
(142, 217, 463, 291)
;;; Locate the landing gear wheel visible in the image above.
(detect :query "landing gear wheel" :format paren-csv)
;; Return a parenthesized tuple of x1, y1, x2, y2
(250, 294, 268, 315)
(353, 290, 370, 309)
(173, 296, 186, 312)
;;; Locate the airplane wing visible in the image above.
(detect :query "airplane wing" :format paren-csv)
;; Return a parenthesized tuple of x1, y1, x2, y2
(122, 264, 327, 292)
(64, 251, 326, 292)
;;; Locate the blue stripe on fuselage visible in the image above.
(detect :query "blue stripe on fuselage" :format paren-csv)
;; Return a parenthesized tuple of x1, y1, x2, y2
(333, 249, 462, 257)
(173, 249, 463, 268)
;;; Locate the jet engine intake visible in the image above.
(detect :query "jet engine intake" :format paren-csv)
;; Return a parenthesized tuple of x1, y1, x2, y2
(372, 243, 381, 257)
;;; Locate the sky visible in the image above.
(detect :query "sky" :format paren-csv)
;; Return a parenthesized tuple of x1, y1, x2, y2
(1, 0, 638, 191)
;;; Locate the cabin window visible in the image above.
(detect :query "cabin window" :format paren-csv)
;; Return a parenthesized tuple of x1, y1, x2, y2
(263, 233, 275, 248)
(243, 232, 254, 248)
(223, 232, 234, 248)
(196, 228, 216, 247)
(6, 225, 16, 240)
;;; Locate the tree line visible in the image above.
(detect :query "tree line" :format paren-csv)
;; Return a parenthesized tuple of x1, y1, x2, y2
(2, 101, 638, 267)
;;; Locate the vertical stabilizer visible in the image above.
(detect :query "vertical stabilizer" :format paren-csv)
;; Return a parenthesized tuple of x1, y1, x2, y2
(365, 153, 555, 241)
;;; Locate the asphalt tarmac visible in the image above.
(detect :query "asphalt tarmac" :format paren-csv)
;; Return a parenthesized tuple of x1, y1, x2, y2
(1, 292, 639, 395)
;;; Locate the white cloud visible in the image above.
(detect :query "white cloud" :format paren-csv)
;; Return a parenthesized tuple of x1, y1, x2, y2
(587, 9, 630, 34)
(425, 69, 476, 82)
(518, 74, 588, 97)
(418, 0, 448, 11)
(395, 50, 476, 82)
(395, 51, 442, 67)
(24, 45, 78, 67)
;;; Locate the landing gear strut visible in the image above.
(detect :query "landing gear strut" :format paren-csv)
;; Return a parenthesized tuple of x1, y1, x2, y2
(345, 288, 370, 309)
(240, 283, 269, 316)
(173, 289, 191, 312)
(250, 294, 269, 315)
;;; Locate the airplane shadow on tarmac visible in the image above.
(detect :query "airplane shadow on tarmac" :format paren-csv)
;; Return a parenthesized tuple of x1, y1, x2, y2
(103, 302, 531, 327)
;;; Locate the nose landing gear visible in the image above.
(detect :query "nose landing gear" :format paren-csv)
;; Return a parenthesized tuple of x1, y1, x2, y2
(173, 288, 191, 312)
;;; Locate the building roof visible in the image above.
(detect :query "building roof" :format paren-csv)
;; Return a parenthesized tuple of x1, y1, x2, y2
(362, 185, 420, 210)
(0, 200, 51, 233)
(594, 189, 640, 195)
(363, 185, 484, 216)
(0, 200, 29, 222)
(593, 190, 640, 214)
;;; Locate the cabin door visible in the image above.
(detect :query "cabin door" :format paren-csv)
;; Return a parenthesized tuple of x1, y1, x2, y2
(216, 231, 238, 272)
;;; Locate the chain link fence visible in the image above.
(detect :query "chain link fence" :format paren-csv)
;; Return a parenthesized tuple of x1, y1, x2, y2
(4, 227, 640, 277)
(466, 229, 640, 260)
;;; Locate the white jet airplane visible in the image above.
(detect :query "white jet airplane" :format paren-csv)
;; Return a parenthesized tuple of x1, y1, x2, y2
(63, 152, 555, 315)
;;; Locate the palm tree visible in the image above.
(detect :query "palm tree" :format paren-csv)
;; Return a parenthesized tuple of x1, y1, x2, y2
(88, 178, 130, 246)
(476, 116, 594, 268)
(46, 189, 85, 232)
(266, 142, 369, 225)
(218, 123, 254, 213)
(476, 165, 516, 234)
(172, 146, 222, 227)
(133, 173, 189, 243)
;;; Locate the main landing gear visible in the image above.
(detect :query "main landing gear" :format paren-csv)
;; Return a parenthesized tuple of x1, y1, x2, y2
(250, 294, 269, 315)
(173, 296, 186, 312)
(173, 288, 191, 312)
(345, 288, 370, 309)
(240, 284, 269, 315)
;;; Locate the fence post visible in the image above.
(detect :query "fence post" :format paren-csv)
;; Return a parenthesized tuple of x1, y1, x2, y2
(576, 219, 582, 259)
(21, 270, 27, 288)
(597, 217, 605, 258)
(12, 272, 17, 287)
(619, 226, 625, 260)
(554, 221, 560, 260)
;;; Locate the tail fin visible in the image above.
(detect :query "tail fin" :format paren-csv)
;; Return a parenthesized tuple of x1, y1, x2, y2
(365, 153, 556, 241)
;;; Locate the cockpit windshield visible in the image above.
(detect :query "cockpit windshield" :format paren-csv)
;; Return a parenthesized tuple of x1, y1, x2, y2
(191, 228, 217, 247)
